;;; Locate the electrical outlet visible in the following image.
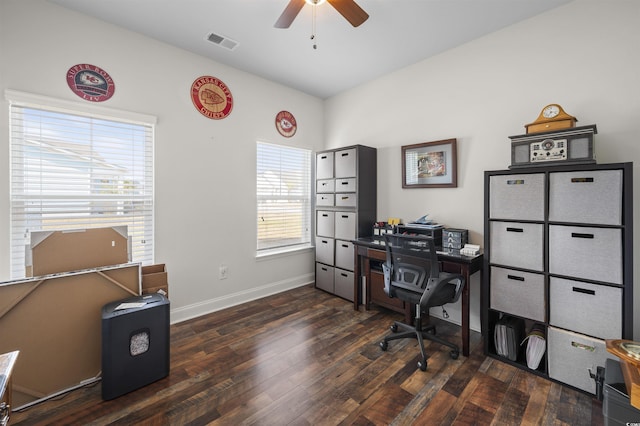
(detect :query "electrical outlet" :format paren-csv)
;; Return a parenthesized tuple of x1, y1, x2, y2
(219, 264, 228, 280)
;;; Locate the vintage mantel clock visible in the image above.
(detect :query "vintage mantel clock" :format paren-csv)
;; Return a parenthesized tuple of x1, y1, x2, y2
(525, 103, 577, 134)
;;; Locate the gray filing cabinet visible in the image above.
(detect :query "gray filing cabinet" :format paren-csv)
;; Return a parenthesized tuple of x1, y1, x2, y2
(315, 145, 376, 301)
(483, 162, 633, 395)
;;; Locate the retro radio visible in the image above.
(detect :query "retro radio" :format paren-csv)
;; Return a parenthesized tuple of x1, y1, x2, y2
(509, 124, 597, 168)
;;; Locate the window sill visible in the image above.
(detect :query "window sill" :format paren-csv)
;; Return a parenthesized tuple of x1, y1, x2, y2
(256, 244, 314, 261)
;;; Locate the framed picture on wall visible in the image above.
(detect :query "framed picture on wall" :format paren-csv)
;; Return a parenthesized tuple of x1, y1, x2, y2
(402, 138, 457, 188)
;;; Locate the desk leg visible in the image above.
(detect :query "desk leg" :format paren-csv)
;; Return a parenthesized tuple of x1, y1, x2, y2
(461, 265, 470, 357)
(353, 250, 363, 311)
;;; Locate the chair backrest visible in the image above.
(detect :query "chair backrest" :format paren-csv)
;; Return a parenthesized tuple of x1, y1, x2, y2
(382, 233, 464, 308)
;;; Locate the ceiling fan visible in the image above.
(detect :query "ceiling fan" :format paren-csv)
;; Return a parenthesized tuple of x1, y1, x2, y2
(274, 0, 369, 29)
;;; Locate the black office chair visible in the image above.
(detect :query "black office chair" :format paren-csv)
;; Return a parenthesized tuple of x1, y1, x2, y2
(379, 233, 465, 371)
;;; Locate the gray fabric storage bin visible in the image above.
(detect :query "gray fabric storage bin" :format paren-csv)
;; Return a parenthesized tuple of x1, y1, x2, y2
(315, 237, 334, 265)
(335, 193, 357, 207)
(316, 193, 335, 206)
(547, 327, 615, 394)
(316, 178, 335, 193)
(315, 263, 334, 293)
(316, 151, 334, 179)
(335, 178, 356, 192)
(549, 225, 622, 284)
(549, 277, 622, 339)
(489, 173, 545, 221)
(335, 212, 356, 240)
(334, 268, 354, 301)
(490, 221, 544, 271)
(335, 240, 354, 271)
(549, 169, 622, 225)
(316, 210, 335, 238)
(490, 266, 545, 322)
(334, 148, 357, 178)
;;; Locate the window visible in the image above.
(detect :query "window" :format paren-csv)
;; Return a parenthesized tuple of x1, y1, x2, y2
(8, 91, 155, 279)
(256, 141, 312, 253)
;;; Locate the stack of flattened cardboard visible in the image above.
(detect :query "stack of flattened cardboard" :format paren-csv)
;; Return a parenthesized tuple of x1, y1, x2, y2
(0, 227, 140, 410)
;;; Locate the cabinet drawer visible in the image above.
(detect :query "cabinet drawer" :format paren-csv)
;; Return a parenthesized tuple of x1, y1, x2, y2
(316, 211, 335, 237)
(549, 170, 622, 225)
(547, 327, 615, 394)
(316, 179, 335, 193)
(370, 270, 405, 311)
(335, 178, 356, 192)
(490, 267, 545, 322)
(315, 263, 334, 293)
(490, 222, 543, 271)
(489, 173, 545, 221)
(335, 148, 357, 178)
(316, 194, 335, 207)
(549, 225, 622, 284)
(335, 240, 354, 270)
(315, 237, 334, 265)
(316, 152, 334, 180)
(334, 268, 354, 301)
(549, 277, 622, 339)
(335, 193, 356, 207)
(335, 212, 356, 240)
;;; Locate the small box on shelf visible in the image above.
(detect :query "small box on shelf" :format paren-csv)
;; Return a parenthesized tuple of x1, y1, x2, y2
(141, 264, 169, 298)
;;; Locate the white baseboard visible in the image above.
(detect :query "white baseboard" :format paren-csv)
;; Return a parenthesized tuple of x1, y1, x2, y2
(169, 273, 314, 324)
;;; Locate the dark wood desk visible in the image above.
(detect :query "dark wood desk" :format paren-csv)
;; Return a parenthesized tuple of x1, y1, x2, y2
(352, 238, 483, 357)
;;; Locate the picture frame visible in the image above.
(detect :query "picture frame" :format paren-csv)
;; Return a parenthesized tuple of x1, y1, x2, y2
(402, 138, 457, 188)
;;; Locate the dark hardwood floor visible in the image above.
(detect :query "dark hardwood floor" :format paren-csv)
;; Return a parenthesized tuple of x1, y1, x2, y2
(11, 284, 603, 425)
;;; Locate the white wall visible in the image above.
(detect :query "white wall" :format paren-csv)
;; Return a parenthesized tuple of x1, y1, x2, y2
(324, 0, 640, 338)
(0, 0, 324, 322)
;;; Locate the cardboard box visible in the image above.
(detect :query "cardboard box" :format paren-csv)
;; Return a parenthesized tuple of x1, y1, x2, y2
(27, 227, 130, 277)
(141, 264, 169, 298)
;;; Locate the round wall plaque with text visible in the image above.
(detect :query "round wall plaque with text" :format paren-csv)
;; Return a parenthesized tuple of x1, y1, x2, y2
(190, 76, 234, 120)
(66, 64, 115, 102)
(275, 110, 297, 137)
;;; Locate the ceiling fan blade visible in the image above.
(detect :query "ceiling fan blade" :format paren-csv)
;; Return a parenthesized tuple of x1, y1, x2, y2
(327, 0, 369, 27)
(274, 0, 306, 28)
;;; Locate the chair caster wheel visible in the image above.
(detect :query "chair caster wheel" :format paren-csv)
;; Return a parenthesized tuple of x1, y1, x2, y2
(418, 360, 427, 371)
(390, 324, 398, 333)
(380, 341, 388, 351)
(450, 350, 459, 360)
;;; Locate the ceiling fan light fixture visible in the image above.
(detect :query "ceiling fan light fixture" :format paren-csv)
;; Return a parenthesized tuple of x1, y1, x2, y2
(305, 0, 327, 5)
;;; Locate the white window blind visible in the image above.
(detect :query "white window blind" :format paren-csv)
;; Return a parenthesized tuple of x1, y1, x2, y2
(9, 99, 154, 279)
(257, 141, 311, 252)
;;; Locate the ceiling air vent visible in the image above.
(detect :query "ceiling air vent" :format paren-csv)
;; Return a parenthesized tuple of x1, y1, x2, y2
(206, 32, 238, 51)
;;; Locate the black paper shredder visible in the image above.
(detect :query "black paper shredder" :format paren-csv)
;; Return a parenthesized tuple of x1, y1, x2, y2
(101, 293, 170, 400)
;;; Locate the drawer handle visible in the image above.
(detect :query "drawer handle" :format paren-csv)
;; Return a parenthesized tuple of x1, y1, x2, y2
(341, 153, 349, 157)
(321, 267, 328, 272)
(341, 181, 349, 185)
(322, 214, 329, 217)
(571, 177, 594, 183)
(507, 275, 525, 281)
(321, 182, 328, 186)
(341, 244, 349, 248)
(341, 196, 349, 200)
(572, 286, 595, 295)
(506, 227, 524, 233)
(321, 240, 328, 244)
(320, 155, 328, 159)
(506, 179, 525, 185)
(341, 215, 349, 218)
(571, 341, 595, 352)
(341, 273, 348, 277)
(571, 232, 594, 239)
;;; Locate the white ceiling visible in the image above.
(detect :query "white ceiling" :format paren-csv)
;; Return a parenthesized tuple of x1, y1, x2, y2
(48, 0, 571, 99)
